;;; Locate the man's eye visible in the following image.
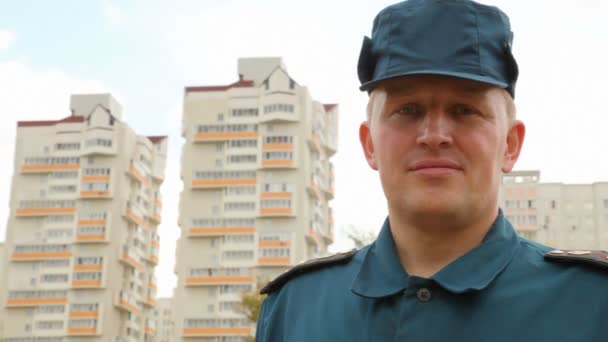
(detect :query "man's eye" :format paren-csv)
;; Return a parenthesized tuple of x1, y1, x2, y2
(452, 106, 476, 115)
(397, 104, 420, 115)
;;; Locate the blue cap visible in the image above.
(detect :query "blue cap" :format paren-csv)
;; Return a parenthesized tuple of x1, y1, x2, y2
(358, 0, 519, 97)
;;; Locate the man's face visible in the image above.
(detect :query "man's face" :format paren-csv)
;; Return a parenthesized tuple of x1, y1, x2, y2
(359, 75, 525, 226)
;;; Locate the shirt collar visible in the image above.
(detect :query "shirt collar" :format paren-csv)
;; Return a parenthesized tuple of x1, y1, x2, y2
(350, 209, 520, 298)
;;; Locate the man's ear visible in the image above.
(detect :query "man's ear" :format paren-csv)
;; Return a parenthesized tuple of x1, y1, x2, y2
(359, 121, 378, 170)
(501, 120, 525, 172)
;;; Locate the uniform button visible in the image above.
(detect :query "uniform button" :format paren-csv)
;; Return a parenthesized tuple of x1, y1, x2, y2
(416, 288, 432, 302)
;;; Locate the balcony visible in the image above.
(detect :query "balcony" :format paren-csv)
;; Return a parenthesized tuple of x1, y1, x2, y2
(259, 97, 298, 123)
(80, 175, 111, 199)
(67, 327, 98, 336)
(124, 202, 147, 227)
(80, 189, 111, 199)
(306, 228, 322, 246)
(260, 154, 295, 169)
(21, 156, 80, 174)
(6, 290, 68, 307)
(82, 135, 116, 156)
(71, 268, 103, 288)
(192, 170, 257, 189)
(258, 198, 295, 217)
(119, 245, 145, 271)
(11, 244, 72, 261)
(145, 320, 157, 335)
(127, 161, 150, 186)
(182, 318, 252, 337)
(75, 225, 108, 243)
(257, 257, 291, 266)
(189, 226, 256, 237)
(307, 133, 327, 159)
(149, 206, 161, 224)
(194, 124, 258, 143)
(186, 268, 253, 287)
(16, 200, 77, 217)
(114, 291, 141, 315)
(68, 303, 100, 335)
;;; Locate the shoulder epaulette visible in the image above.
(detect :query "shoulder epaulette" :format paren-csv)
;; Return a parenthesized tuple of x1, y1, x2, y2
(260, 249, 357, 295)
(544, 249, 608, 269)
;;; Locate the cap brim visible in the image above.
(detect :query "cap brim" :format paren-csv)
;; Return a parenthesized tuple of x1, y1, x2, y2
(359, 69, 509, 92)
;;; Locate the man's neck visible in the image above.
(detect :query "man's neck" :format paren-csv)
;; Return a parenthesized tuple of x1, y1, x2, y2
(389, 207, 499, 278)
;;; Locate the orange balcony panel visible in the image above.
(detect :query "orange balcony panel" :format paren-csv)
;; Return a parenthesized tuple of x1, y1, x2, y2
(6, 297, 68, 307)
(145, 327, 156, 334)
(183, 327, 251, 336)
(261, 160, 293, 168)
(148, 282, 157, 290)
(258, 240, 291, 248)
(69, 311, 99, 318)
(72, 280, 102, 288)
(67, 327, 97, 335)
(192, 179, 257, 188)
(308, 181, 326, 202)
(76, 235, 106, 242)
(128, 165, 149, 186)
(21, 164, 80, 173)
(189, 227, 256, 236)
(258, 257, 290, 265)
(16, 207, 77, 216)
(74, 264, 103, 271)
(81, 175, 110, 181)
(118, 299, 141, 315)
(78, 219, 106, 226)
(260, 192, 292, 199)
(80, 191, 110, 198)
(150, 255, 158, 264)
(194, 132, 258, 141)
(262, 143, 294, 151)
(151, 213, 161, 223)
(259, 208, 292, 215)
(146, 297, 157, 306)
(126, 210, 146, 227)
(120, 254, 144, 271)
(186, 276, 254, 285)
(11, 252, 72, 261)
(151, 240, 160, 248)
(153, 199, 162, 207)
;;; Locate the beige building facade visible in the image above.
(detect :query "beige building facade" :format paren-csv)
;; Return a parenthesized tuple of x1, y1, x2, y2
(500, 170, 608, 250)
(173, 57, 337, 341)
(153, 298, 175, 342)
(0, 94, 167, 342)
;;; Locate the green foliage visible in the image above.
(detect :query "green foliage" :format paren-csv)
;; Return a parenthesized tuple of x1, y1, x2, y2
(236, 278, 269, 340)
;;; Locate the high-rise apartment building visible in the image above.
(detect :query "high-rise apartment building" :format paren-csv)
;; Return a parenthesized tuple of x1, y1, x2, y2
(0, 94, 167, 342)
(500, 170, 608, 249)
(173, 57, 337, 341)
(152, 298, 175, 342)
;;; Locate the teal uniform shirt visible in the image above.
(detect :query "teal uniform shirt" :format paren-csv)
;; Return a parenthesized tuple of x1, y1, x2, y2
(256, 211, 608, 341)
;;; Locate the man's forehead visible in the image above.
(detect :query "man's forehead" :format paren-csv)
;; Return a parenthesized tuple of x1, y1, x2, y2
(377, 75, 496, 97)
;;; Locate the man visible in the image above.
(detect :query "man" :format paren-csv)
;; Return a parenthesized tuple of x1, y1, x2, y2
(256, 1, 608, 341)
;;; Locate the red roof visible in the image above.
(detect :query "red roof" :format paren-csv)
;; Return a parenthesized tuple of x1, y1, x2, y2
(17, 115, 84, 127)
(185, 80, 255, 93)
(323, 104, 338, 112)
(147, 136, 167, 144)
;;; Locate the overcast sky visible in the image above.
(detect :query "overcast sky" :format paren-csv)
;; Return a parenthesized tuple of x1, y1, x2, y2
(1, 0, 607, 297)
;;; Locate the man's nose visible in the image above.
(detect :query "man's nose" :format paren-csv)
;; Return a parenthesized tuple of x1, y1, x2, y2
(415, 112, 453, 148)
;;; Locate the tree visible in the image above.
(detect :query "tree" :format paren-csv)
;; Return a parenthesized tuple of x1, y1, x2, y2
(236, 278, 269, 341)
(343, 224, 377, 249)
